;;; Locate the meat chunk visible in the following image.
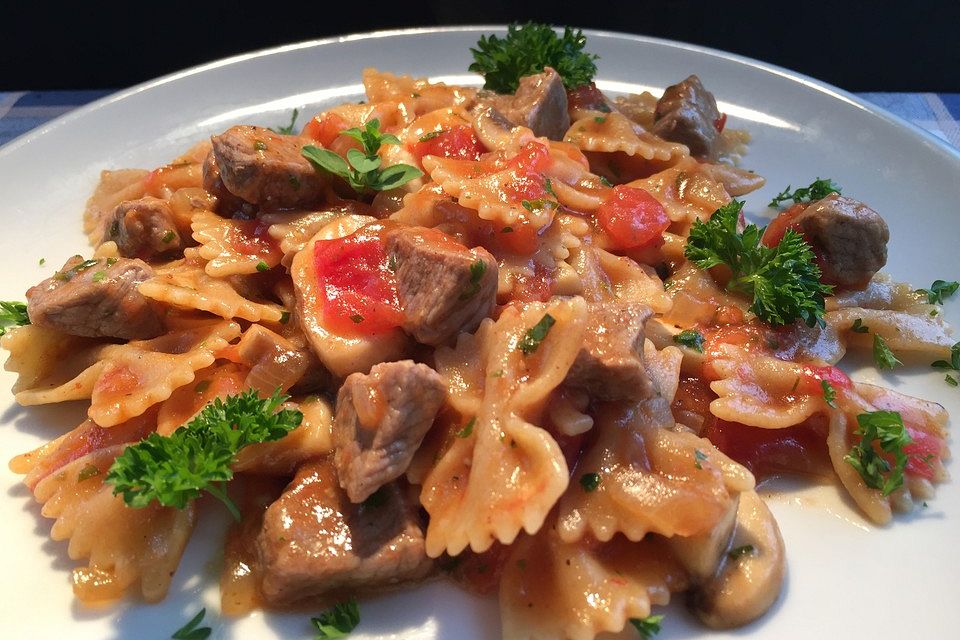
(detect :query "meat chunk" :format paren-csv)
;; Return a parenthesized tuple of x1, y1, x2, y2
(210, 125, 326, 209)
(652, 75, 722, 161)
(257, 459, 432, 605)
(388, 226, 498, 346)
(334, 360, 446, 503)
(477, 67, 570, 140)
(201, 149, 249, 215)
(26, 256, 163, 340)
(794, 193, 889, 290)
(565, 302, 655, 401)
(102, 197, 182, 259)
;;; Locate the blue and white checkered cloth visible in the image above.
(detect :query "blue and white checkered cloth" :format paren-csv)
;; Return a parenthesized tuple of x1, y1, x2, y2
(1, 89, 958, 150)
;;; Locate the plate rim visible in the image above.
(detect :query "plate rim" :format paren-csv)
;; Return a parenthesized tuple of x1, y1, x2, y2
(1, 25, 957, 164)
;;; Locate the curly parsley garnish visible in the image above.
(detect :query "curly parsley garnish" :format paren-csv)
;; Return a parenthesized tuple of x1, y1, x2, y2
(106, 388, 302, 519)
(517, 313, 556, 354)
(684, 200, 832, 327)
(917, 279, 959, 305)
(302, 119, 422, 195)
(469, 23, 598, 93)
(872, 334, 902, 370)
(0, 301, 30, 336)
(768, 177, 841, 208)
(311, 600, 360, 639)
(171, 608, 212, 640)
(673, 329, 705, 353)
(629, 614, 664, 639)
(844, 410, 911, 496)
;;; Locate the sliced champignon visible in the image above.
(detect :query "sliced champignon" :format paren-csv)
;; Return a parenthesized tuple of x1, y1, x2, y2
(471, 103, 522, 151)
(563, 301, 655, 401)
(334, 360, 446, 503)
(793, 193, 889, 290)
(476, 67, 571, 140)
(102, 197, 182, 259)
(688, 489, 786, 629)
(651, 75, 722, 161)
(257, 458, 432, 606)
(669, 493, 740, 582)
(387, 225, 498, 346)
(26, 256, 164, 340)
(210, 125, 327, 209)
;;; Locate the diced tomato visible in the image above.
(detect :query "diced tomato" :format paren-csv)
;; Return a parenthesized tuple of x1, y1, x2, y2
(904, 426, 942, 480)
(714, 113, 727, 133)
(302, 112, 349, 147)
(230, 219, 282, 259)
(702, 417, 832, 481)
(595, 185, 669, 250)
(496, 221, 540, 255)
(506, 141, 551, 174)
(565, 82, 609, 112)
(512, 260, 555, 302)
(701, 323, 772, 379)
(800, 364, 853, 394)
(761, 203, 806, 247)
(411, 125, 486, 161)
(312, 224, 403, 334)
(502, 172, 548, 203)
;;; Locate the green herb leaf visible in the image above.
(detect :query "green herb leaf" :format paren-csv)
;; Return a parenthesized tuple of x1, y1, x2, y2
(280, 310, 291, 324)
(256, 260, 270, 272)
(171, 608, 212, 640)
(917, 279, 959, 305)
(418, 129, 446, 142)
(629, 614, 664, 639)
(0, 300, 30, 336)
(931, 342, 960, 371)
(543, 177, 557, 198)
(105, 388, 302, 519)
(517, 313, 556, 354)
(768, 177, 841, 208)
(468, 23, 598, 93)
(685, 200, 832, 327)
(312, 600, 360, 639)
(254, 140, 267, 151)
(460, 258, 488, 300)
(302, 146, 351, 178)
(821, 379, 837, 408)
(77, 463, 100, 482)
(457, 417, 476, 438)
(579, 472, 601, 492)
(521, 198, 557, 212)
(946, 374, 958, 387)
(54, 257, 99, 282)
(694, 449, 708, 470)
(843, 410, 912, 496)
(599, 175, 613, 187)
(728, 544, 755, 560)
(673, 329, 704, 353)
(851, 318, 869, 333)
(272, 108, 299, 135)
(872, 334, 902, 370)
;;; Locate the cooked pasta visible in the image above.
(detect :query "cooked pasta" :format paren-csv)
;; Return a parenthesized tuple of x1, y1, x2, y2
(2, 25, 953, 640)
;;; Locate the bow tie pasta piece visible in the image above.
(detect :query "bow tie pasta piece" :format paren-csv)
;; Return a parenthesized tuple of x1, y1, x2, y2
(83, 168, 150, 246)
(500, 520, 687, 640)
(362, 68, 478, 125)
(32, 444, 196, 604)
(137, 250, 284, 323)
(422, 297, 589, 556)
(191, 210, 285, 276)
(260, 205, 365, 268)
(565, 111, 689, 162)
(88, 320, 240, 427)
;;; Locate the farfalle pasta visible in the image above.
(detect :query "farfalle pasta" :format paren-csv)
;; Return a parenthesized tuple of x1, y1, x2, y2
(2, 27, 953, 640)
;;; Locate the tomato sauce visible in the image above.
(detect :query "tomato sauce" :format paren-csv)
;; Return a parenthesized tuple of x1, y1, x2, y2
(230, 218, 282, 260)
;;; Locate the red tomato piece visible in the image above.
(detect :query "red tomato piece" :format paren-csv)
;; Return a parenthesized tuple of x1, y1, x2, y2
(230, 219, 282, 259)
(506, 141, 551, 174)
(302, 112, 349, 147)
(800, 364, 853, 393)
(595, 185, 670, 250)
(312, 225, 403, 334)
(412, 125, 486, 161)
(904, 426, 942, 480)
(714, 113, 727, 133)
(502, 172, 548, 203)
(761, 203, 806, 247)
(565, 82, 608, 112)
(702, 418, 831, 481)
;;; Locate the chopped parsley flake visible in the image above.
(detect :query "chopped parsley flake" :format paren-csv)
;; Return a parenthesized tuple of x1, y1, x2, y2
(917, 279, 959, 305)
(418, 130, 446, 142)
(629, 614, 664, 639)
(271, 108, 299, 135)
(931, 341, 960, 371)
(460, 258, 487, 300)
(311, 600, 360, 639)
(844, 410, 912, 496)
(673, 329, 704, 353)
(457, 417, 476, 438)
(579, 472, 601, 492)
(821, 380, 837, 408)
(694, 449, 708, 470)
(872, 334, 901, 370)
(162, 230, 176, 243)
(256, 260, 270, 272)
(0, 301, 30, 336)
(171, 608, 212, 640)
(851, 318, 869, 333)
(518, 313, 555, 354)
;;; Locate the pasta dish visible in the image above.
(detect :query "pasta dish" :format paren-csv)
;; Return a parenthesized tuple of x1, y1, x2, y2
(2, 23, 953, 640)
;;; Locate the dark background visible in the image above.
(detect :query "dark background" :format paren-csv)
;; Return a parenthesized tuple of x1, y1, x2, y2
(6, 1, 959, 92)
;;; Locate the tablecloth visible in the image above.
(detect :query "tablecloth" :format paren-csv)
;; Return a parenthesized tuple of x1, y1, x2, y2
(1, 90, 958, 150)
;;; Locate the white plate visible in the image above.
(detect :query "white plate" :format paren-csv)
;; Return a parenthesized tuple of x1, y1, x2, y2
(1, 26, 958, 639)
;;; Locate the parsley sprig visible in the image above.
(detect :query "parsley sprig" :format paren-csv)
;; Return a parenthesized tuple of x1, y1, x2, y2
(106, 388, 302, 519)
(873, 334, 902, 370)
(312, 600, 360, 639)
(0, 301, 30, 336)
(768, 177, 841, 208)
(917, 279, 959, 305)
(844, 410, 911, 496)
(469, 23, 598, 93)
(272, 108, 299, 135)
(685, 200, 832, 327)
(302, 119, 422, 195)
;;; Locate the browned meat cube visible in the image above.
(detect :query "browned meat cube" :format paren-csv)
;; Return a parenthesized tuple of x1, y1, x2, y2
(652, 75, 722, 161)
(26, 256, 163, 340)
(201, 149, 249, 215)
(794, 193, 889, 290)
(102, 197, 182, 259)
(387, 226, 498, 346)
(210, 125, 326, 209)
(565, 302, 655, 401)
(334, 360, 446, 503)
(477, 67, 570, 140)
(257, 459, 433, 606)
